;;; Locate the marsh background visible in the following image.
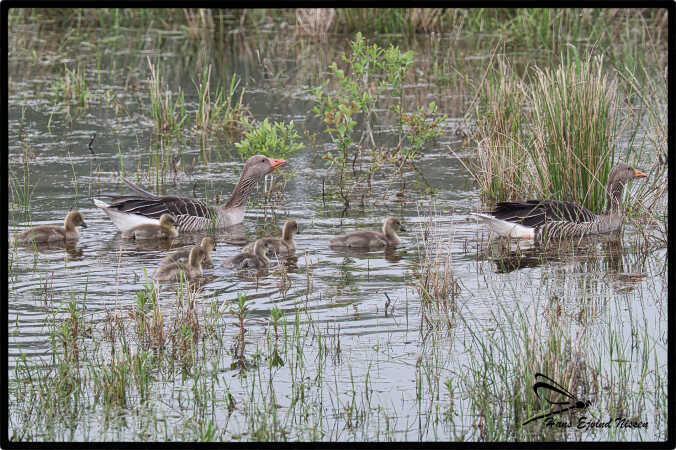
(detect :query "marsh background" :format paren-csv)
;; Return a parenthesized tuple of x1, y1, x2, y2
(6, 8, 668, 442)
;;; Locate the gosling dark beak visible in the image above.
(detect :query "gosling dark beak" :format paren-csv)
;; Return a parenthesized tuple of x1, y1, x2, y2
(269, 158, 287, 169)
(633, 169, 647, 178)
(80, 221, 88, 229)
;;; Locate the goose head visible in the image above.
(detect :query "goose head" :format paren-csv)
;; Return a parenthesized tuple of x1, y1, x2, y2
(225, 155, 287, 210)
(242, 155, 287, 179)
(65, 211, 87, 230)
(609, 162, 647, 186)
(606, 162, 647, 213)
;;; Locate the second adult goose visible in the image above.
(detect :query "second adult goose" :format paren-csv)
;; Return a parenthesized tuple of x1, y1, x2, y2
(329, 217, 406, 248)
(223, 238, 270, 269)
(241, 220, 298, 255)
(93, 155, 286, 232)
(153, 246, 206, 282)
(121, 214, 178, 240)
(161, 237, 216, 268)
(13, 211, 87, 244)
(472, 162, 647, 242)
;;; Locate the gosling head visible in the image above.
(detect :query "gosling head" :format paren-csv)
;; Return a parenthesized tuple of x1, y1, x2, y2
(159, 214, 177, 229)
(65, 211, 87, 230)
(383, 217, 406, 234)
(200, 236, 216, 252)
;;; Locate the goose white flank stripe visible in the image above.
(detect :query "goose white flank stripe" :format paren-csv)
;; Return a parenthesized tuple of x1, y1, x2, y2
(470, 213, 535, 239)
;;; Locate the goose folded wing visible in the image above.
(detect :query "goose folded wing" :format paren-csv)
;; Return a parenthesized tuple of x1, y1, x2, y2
(102, 195, 212, 221)
(491, 200, 597, 228)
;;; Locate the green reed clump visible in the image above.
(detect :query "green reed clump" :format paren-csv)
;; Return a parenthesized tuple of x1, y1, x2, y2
(148, 58, 188, 134)
(469, 58, 532, 203)
(195, 67, 251, 142)
(414, 203, 459, 313)
(530, 53, 619, 212)
(49, 63, 89, 108)
(471, 51, 624, 212)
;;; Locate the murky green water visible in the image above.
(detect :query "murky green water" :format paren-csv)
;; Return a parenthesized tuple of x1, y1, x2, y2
(7, 15, 668, 442)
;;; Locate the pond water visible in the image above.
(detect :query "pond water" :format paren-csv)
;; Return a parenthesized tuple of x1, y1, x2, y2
(7, 16, 668, 442)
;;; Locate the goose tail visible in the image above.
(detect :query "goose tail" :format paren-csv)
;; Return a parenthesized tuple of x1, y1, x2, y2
(120, 177, 158, 198)
(471, 213, 535, 239)
(93, 198, 159, 232)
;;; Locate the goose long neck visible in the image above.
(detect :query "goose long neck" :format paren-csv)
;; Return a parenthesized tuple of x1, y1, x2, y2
(223, 174, 258, 210)
(605, 178, 624, 215)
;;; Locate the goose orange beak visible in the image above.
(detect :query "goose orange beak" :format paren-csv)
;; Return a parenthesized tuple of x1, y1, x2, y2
(269, 158, 287, 169)
(633, 169, 647, 178)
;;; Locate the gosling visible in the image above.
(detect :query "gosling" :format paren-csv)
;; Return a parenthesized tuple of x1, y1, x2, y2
(223, 238, 270, 269)
(329, 217, 406, 248)
(153, 246, 206, 282)
(13, 210, 87, 244)
(161, 237, 216, 268)
(241, 220, 298, 255)
(122, 213, 178, 240)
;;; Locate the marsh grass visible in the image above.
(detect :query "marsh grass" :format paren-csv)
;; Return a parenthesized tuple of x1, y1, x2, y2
(295, 8, 336, 40)
(148, 58, 188, 134)
(414, 203, 459, 318)
(471, 52, 626, 212)
(50, 63, 89, 109)
(530, 53, 618, 212)
(195, 68, 251, 143)
(455, 261, 661, 440)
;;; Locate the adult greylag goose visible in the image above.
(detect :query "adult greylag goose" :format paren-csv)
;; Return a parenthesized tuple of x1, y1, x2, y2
(329, 217, 406, 248)
(153, 246, 206, 282)
(161, 237, 216, 268)
(93, 155, 286, 232)
(472, 162, 647, 242)
(241, 220, 298, 255)
(223, 238, 270, 269)
(121, 213, 178, 240)
(13, 211, 87, 244)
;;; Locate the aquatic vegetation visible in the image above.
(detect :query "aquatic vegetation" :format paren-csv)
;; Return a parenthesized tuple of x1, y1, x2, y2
(196, 68, 251, 142)
(470, 51, 633, 213)
(148, 58, 188, 134)
(313, 32, 446, 208)
(6, 6, 667, 444)
(234, 119, 304, 161)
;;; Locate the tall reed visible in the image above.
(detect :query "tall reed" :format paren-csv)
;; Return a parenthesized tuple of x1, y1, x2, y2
(472, 52, 622, 212)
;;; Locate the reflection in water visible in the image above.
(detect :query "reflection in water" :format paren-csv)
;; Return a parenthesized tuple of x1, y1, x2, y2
(214, 223, 248, 246)
(478, 233, 648, 293)
(330, 245, 403, 263)
(14, 240, 84, 261)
